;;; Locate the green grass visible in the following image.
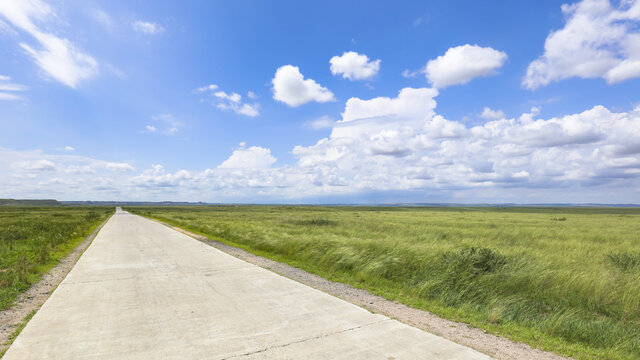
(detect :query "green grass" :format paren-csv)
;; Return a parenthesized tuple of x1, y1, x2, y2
(0, 207, 112, 311)
(128, 205, 640, 360)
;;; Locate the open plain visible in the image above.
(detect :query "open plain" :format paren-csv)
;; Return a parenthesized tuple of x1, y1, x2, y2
(3, 209, 493, 359)
(128, 205, 640, 360)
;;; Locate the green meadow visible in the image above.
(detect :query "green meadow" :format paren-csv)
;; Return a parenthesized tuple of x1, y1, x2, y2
(129, 206, 640, 360)
(0, 207, 112, 311)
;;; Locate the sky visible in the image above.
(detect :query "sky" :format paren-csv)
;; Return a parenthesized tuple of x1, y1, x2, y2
(0, 0, 640, 203)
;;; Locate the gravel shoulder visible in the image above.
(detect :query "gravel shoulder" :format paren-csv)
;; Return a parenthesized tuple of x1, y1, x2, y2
(0, 216, 110, 354)
(152, 218, 570, 360)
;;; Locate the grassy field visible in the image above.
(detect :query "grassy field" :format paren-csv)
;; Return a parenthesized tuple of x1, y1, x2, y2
(128, 205, 640, 360)
(0, 207, 113, 311)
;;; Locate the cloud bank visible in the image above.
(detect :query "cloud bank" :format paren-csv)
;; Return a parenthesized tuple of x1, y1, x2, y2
(2, 87, 639, 202)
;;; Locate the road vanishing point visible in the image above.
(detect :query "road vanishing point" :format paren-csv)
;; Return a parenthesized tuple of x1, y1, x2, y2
(3, 209, 493, 359)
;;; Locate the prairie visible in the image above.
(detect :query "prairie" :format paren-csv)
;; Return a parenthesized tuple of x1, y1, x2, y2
(129, 205, 640, 360)
(0, 207, 112, 311)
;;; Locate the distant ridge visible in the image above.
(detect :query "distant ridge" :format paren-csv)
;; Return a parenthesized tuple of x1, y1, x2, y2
(0, 199, 62, 206)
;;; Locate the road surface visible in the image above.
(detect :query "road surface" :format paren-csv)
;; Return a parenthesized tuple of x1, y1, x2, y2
(3, 209, 493, 359)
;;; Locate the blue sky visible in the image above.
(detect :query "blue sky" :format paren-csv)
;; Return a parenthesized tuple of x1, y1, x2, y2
(1, 0, 639, 203)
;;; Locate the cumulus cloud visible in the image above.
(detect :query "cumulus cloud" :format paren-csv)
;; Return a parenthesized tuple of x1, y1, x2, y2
(132, 20, 164, 34)
(480, 107, 506, 120)
(198, 84, 259, 117)
(63, 146, 74, 151)
(330, 51, 381, 81)
(0, 0, 98, 88)
(524, 0, 640, 89)
(272, 65, 335, 107)
(425, 44, 507, 88)
(219, 146, 276, 169)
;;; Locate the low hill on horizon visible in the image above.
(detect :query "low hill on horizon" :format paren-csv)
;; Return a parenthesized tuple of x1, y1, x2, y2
(0, 199, 62, 206)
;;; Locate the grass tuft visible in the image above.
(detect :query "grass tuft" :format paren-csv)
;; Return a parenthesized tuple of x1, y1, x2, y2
(607, 252, 640, 271)
(291, 218, 337, 226)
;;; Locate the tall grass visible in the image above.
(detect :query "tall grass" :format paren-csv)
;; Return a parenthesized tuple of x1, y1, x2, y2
(130, 206, 640, 359)
(0, 207, 112, 311)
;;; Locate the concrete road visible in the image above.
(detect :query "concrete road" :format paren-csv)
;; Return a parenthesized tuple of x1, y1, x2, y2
(3, 209, 493, 359)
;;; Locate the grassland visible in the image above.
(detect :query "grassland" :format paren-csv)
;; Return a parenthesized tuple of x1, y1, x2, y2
(128, 205, 640, 360)
(0, 207, 112, 311)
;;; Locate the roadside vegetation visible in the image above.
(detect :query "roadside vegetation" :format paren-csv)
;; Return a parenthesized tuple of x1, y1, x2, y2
(129, 205, 640, 360)
(0, 207, 112, 311)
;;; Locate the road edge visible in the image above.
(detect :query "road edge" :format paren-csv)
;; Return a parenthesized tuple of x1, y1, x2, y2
(143, 214, 571, 360)
(0, 213, 112, 356)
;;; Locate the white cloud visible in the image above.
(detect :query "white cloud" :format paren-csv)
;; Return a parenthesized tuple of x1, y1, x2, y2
(104, 162, 134, 172)
(0, 0, 98, 88)
(149, 114, 182, 135)
(330, 51, 381, 81)
(219, 146, 276, 169)
(197, 84, 218, 92)
(480, 107, 506, 120)
(236, 104, 260, 117)
(0, 18, 17, 36)
(425, 44, 507, 88)
(0, 76, 27, 91)
(215, 91, 242, 103)
(199, 85, 259, 117)
(413, 16, 428, 27)
(524, 0, 640, 89)
(401, 69, 420, 78)
(272, 65, 335, 107)
(63, 146, 74, 152)
(92, 9, 113, 28)
(305, 115, 336, 130)
(0, 75, 27, 100)
(12, 159, 56, 171)
(132, 20, 164, 34)
(0, 92, 22, 101)
(247, 91, 257, 99)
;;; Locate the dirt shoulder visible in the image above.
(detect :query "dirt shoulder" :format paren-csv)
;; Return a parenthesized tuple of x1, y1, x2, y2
(154, 218, 570, 360)
(0, 217, 110, 353)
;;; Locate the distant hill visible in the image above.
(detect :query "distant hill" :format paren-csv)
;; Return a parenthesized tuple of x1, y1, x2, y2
(0, 199, 62, 206)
